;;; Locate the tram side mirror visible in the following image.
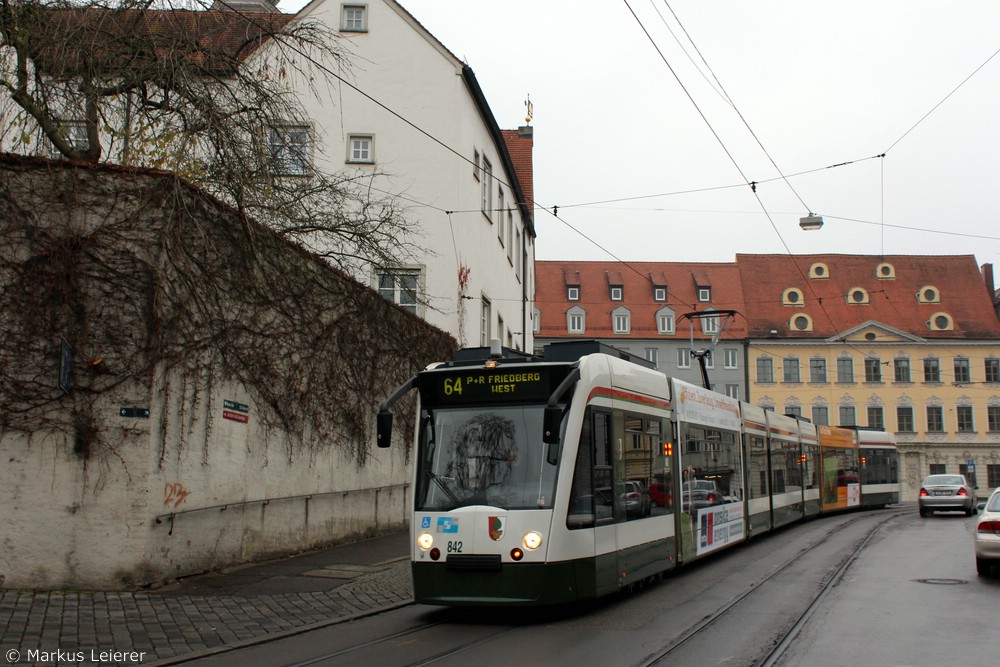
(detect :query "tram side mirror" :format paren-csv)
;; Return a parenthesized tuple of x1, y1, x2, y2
(376, 410, 393, 448)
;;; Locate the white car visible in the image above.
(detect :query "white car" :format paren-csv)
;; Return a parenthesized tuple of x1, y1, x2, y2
(974, 488, 1000, 576)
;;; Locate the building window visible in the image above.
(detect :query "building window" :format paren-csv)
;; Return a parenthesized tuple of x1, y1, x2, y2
(377, 270, 418, 314)
(957, 405, 974, 432)
(341, 4, 367, 31)
(268, 125, 311, 175)
(894, 358, 911, 383)
(928, 463, 946, 475)
(810, 358, 827, 383)
(507, 210, 514, 263)
(896, 406, 914, 432)
(757, 357, 774, 383)
(785, 406, 802, 418)
(703, 314, 720, 335)
(567, 286, 579, 301)
(347, 134, 374, 163)
(497, 190, 506, 243)
(986, 359, 1000, 384)
(645, 348, 658, 368)
(657, 312, 675, 335)
(610, 286, 623, 301)
(481, 157, 493, 220)
(698, 288, 711, 302)
(783, 357, 800, 383)
(613, 311, 630, 334)
(725, 384, 740, 399)
(867, 406, 884, 430)
(988, 464, 1000, 488)
(837, 358, 854, 383)
(924, 358, 941, 383)
(954, 358, 971, 384)
(678, 349, 691, 369)
(724, 349, 738, 369)
(480, 297, 491, 346)
(926, 406, 944, 433)
(532, 307, 540, 334)
(654, 287, 667, 301)
(567, 307, 585, 334)
(864, 358, 882, 383)
(812, 406, 829, 425)
(839, 406, 856, 427)
(988, 406, 1000, 432)
(472, 149, 480, 179)
(515, 226, 522, 279)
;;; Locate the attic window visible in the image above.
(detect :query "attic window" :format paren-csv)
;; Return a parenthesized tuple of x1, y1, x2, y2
(698, 288, 711, 302)
(341, 5, 368, 32)
(917, 285, 940, 304)
(610, 286, 623, 301)
(928, 312, 954, 331)
(653, 286, 667, 302)
(790, 314, 813, 332)
(567, 286, 579, 301)
(809, 263, 829, 279)
(876, 262, 895, 279)
(847, 287, 869, 305)
(782, 288, 804, 306)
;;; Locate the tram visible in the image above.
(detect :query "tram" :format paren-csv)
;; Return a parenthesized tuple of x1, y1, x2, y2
(377, 341, 899, 606)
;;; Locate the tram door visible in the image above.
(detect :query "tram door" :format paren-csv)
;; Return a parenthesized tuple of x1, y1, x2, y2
(590, 410, 618, 595)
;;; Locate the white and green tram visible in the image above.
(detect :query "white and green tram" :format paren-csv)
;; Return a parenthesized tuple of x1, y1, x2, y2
(377, 341, 897, 606)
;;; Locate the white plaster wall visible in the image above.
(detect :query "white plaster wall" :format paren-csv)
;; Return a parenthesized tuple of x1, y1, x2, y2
(292, 0, 534, 350)
(0, 366, 412, 590)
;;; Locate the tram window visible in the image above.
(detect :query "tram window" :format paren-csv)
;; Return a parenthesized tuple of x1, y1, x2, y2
(773, 469, 785, 493)
(567, 411, 594, 528)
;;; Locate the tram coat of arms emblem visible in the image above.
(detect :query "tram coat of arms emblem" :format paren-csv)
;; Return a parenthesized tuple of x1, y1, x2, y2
(488, 516, 505, 541)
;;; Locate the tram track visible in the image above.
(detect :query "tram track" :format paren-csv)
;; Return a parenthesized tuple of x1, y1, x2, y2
(634, 508, 909, 667)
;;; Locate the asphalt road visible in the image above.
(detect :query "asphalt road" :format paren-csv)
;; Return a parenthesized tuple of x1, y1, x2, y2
(180, 505, 999, 667)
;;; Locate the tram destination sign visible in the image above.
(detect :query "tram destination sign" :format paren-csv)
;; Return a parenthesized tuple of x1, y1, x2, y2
(428, 367, 553, 404)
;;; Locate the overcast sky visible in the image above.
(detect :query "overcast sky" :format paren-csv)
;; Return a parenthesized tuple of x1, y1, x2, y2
(280, 1, 1000, 267)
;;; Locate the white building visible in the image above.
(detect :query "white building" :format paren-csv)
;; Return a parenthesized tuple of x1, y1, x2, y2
(289, 0, 536, 350)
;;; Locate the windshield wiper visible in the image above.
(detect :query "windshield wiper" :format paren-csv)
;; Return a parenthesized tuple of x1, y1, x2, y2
(427, 471, 461, 506)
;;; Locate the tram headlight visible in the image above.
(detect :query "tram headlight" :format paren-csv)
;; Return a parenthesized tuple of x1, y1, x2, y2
(522, 531, 543, 551)
(417, 532, 434, 551)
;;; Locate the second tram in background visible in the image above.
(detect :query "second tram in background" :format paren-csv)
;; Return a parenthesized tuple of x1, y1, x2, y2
(378, 340, 900, 606)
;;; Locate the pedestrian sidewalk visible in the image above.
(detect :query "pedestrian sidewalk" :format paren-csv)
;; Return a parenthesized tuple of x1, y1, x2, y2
(0, 531, 412, 666)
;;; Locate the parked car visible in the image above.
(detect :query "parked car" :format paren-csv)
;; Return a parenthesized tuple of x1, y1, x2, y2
(918, 474, 977, 517)
(974, 488, 1000, 576)
(623, 480, 651, 517)
(681, 479, 723, 512)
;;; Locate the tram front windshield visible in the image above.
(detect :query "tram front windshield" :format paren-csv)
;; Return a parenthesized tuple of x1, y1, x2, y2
(416, 405, 556, 511)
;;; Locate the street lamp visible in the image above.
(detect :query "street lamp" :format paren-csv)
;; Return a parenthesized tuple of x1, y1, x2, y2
(799, 213, 824, 231)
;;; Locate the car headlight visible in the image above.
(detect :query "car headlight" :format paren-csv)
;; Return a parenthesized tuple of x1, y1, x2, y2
(522, 531, 543, 551)
(417, 532, 434, 551)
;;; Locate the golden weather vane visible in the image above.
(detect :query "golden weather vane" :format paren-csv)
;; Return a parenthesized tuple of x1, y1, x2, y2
(524, 94, 533, 125)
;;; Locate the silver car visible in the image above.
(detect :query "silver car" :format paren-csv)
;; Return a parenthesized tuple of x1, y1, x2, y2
(918, 474, 977, 517)
(975, 488, 1000, 576)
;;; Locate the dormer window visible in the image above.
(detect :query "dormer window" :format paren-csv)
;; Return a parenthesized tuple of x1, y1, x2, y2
(698, 288, 711, 302)
(927, 312, 954, 331)
(567, 286, 580, 301)
(809, 263, 829, 279)
(847, 287, 869, 304)
(610, 286, 623, 301)
(782, 287, 804, 306)
(653, 286, 667, 301)
(917, 285, 940, 303)
(876, 262, 895, 279)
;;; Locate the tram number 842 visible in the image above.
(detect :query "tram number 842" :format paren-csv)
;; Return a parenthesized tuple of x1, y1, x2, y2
(447, 541, 464, 554)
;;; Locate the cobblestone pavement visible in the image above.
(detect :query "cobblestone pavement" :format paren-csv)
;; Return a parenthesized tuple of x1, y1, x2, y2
(0, 534, 412, 666)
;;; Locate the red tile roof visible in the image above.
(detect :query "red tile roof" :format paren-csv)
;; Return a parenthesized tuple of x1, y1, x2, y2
(735, 254, 1000, 338)
(536, 260, 748, 340)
